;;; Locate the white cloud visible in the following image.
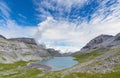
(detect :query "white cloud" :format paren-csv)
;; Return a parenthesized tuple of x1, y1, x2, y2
(0, 0, 120, 53)
(34, 0, 86, 19)
(0, 1, 37, 39)
(0, 20, 37, 38)
(91, 0, 120, 24)
(36, 16, 120, 53)
(34, 0, 120, 53)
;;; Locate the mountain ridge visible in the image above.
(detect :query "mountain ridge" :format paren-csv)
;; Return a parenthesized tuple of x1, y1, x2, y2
(0, 34, 53, 63)
(81, 33, 120, 52)
(65, 32, 120, 74)
(8, 38, 37, 45)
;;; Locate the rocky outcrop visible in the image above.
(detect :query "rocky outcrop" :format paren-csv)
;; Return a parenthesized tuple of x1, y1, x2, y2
(0, 35, 52, 63)
(81, 33, 120, 52)
(0, 35, 6, 39)
(64, 47, 120, 73)
(8, 38, 37, 45)
(64, 33, 120, 74)
(47, 48, 62, 57)
(62, 52, 73, 56)
(26, 63, 52, 72)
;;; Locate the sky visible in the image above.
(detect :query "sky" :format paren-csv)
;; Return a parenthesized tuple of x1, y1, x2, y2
(0, 0, 120, 53)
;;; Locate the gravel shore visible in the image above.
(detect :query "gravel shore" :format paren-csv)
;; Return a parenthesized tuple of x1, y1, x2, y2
(26, 63, 52, 72)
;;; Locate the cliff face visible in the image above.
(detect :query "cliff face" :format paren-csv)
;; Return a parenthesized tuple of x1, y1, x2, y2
(0, 35, 52, 63)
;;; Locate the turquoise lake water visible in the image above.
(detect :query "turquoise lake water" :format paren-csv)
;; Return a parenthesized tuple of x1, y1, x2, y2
(39, 57, 78, 70)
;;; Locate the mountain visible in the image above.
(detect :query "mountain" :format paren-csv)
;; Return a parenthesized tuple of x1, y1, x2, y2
(0, 35, 6, 39)
(0, 35, 52, 63)
(47, 48, 62, 57)
(81, 33, 120, 52)
(8, 38, 37, 45)
(67, 33, 120, 73)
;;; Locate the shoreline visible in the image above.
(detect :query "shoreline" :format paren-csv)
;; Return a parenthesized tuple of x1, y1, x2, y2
(26, 63, 52, 72)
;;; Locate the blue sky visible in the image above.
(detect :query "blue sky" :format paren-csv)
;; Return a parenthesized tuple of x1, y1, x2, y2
(0, 0, 39, 26)
(0, 0, 120, 53)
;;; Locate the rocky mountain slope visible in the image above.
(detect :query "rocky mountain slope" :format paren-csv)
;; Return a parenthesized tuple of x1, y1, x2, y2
(65, 33, 120, 74)
(47, 48, 62, 57)
(0, 35, 6, 39)
(0, 35, 52, 63)
(81, 33, 120, 52)
(8, 38, 37, 45)
(65, 47, 120, 73)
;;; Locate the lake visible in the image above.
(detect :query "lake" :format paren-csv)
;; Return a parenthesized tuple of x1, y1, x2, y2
(38, 57, 78, 70)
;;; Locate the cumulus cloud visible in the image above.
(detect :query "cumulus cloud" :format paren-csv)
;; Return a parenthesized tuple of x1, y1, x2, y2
(35, 0, 120, 52)
(34, 0, 120, 53)
(1, 0, 120, 53)
(0, 20, 37, 38)
(37, 17, 83, 52)
(36, 16, 120, 53)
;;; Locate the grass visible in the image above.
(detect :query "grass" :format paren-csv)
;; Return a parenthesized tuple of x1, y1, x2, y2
(0, 61, 28, 71)
(64, 63, 120, 78)
(73, 48, 109, 63)
(19, 69, 120, 78)
(0, 60, 42, 78)
(73, 50, 102, 62)
(64, 71, 120, 78)
(2, 68, 42, 78)
(0, 48, 119, 78)
(0, 59, 119, 78)
(1, 56, 6, 61)
(22, 53, 30, 56)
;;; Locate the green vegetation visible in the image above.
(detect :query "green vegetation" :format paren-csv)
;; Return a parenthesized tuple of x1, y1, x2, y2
(0, 48, 120, 78)
(64, 71, 120, 78)
(2, 68, 42, 78)
(73, 48, 109, 63)
(1, 69, 120, 78)
(0, 61, 28, 71)
(0, 59, 120, 78)
(22, 53, 30, 56)
(0, 61, 42, 78)
(35, 66, 120, 78)
(1, 56, 6, 61)
(73, 50, 102, 62)
(64, 64, 120, 78)
(0, 52, 6, 61)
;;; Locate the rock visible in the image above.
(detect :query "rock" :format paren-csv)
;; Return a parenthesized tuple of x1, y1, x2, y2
(26, 63, 52, 72)
(80, 33, 120, 52)
(67, 33, 120, 73)
(0, 35, 6, 39)
(0, 35, 52, 63)
(47, 48, 62, 57)
(114, 33, 120, 41)
(62, 52, 73, 56)
(8, 38, 37, 45)
(64, 47, 120, 74)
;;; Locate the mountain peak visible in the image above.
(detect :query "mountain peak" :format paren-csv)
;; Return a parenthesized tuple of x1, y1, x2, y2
(81, 34, 114, 52)
(114, 33, 120, 41)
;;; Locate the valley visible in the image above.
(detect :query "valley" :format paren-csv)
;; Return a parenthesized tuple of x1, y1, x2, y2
(0, 33, 120, 78)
